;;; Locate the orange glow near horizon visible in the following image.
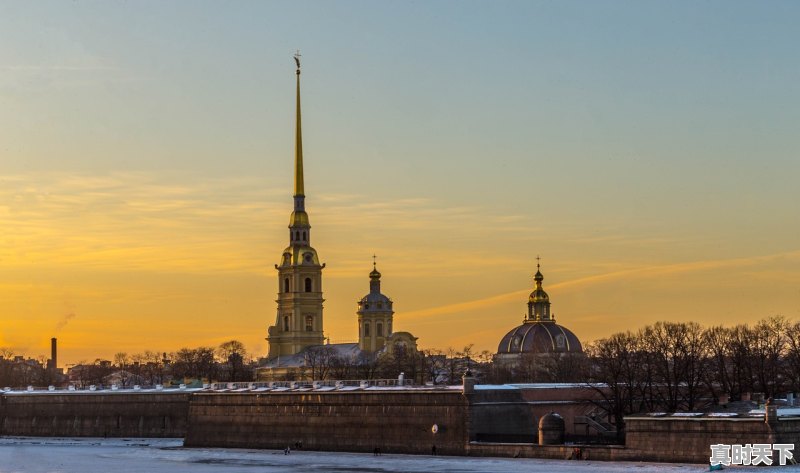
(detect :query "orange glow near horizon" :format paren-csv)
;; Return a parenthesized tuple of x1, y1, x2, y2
(2, 172, 799, 367)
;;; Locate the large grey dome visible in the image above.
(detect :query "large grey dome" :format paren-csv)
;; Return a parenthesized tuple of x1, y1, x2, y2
(358, 291, 392, 310)
(497, 321, 582, 355)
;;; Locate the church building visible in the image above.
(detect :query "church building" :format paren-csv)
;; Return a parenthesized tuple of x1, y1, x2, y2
(495, 263, 583, 368)
(255, 56, 417, 381)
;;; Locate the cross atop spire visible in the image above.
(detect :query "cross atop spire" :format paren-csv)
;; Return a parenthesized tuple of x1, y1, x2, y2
(294, 50, 301, 73)
(534, 255, 544, 283)
(373, 253, 377, 270)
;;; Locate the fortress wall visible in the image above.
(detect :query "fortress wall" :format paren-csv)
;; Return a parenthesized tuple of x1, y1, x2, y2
(5, 388, 794, 464)
(184, 390, 469, 455)
(468, 386, 607, 442)
(468, 390, 536, 442)
(0, 392, 190, 438)
(624, 416, 800, 463)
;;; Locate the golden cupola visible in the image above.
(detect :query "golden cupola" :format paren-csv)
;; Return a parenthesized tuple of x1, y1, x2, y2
(527, 263, 552, 322)
(529, 267, 550, 304)
(496, 260, 584, 356)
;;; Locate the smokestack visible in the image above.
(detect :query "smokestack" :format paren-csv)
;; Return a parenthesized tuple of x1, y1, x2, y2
(50, 337, 57, 371)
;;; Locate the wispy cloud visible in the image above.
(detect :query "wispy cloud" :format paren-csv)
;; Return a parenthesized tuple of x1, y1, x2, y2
(0, 172, 531, 276)
(401, 250, 800, 320)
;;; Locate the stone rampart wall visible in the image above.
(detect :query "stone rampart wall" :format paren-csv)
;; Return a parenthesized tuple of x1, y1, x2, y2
(184, 390, 468, 455)
(0, 392, 190, 438)
(6, 388, 797, 465)
(625, 416, 800, 463)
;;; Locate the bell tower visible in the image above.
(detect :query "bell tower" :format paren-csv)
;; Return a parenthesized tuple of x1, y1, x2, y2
(266, 53, 326, 359)
(357, 257, 394, 352)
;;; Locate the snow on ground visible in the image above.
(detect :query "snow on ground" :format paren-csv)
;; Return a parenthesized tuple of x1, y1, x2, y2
(0, 437, 797, 473)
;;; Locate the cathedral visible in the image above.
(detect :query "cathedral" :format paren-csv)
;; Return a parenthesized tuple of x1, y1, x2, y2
(495, 262, 583, 367)
(255, 57, 417, 381)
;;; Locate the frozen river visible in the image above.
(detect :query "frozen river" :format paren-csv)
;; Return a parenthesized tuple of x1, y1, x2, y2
(0, 437, 797, 473)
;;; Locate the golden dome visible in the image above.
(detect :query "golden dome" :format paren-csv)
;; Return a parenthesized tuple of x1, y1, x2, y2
(289, 210, 310, 226)
(529, 287, 550, 303)
(529, 265, 548, 302)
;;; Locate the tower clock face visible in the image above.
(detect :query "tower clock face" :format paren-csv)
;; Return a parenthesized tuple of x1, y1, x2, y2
(304, 253, 313, 263)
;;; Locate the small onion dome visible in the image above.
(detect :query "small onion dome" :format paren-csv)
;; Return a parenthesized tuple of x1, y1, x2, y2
(539, 412, 565, 431)
(358, 263, 393, 314)
(497, 322, 582, 354)
(529, 269, 549, 303)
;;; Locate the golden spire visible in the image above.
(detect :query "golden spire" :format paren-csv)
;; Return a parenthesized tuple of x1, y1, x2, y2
(294, 50, 304, 197)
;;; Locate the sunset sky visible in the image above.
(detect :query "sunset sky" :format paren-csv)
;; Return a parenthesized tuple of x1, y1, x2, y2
(2, 1, 799, 366)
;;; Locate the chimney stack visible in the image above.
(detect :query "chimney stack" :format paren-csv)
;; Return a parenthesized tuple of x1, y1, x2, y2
(50, 337, 57, 371)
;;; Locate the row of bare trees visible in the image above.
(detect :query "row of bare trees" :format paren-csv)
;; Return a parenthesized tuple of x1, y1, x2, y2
(277, 344, 489, 384)
(0, 340, 256, 389)
(285, 344, 427, 382)
(586, 317, 800, 440)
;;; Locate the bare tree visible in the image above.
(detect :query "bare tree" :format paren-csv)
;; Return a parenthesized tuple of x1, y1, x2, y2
(355, 351, 380, 380)
(422, 349, 446, 384)
(304, 346, 336, 380)
(113, 352, 132, 387)
(585, 331, 640, 443)
(217, 340, 250, 382)
(329, 352, 357, 380)
(704, 325, 734, 399)
(785, 321, 800, 393)
(750, 316, 788, 398)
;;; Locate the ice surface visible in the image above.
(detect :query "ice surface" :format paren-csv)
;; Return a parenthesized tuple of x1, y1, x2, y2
(0, 437, 798, 473)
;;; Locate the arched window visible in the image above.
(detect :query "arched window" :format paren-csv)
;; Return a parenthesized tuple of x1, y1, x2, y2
(364, 322, 370, 337)
(295, 230, 299, 240)
(305, 316, 313, 332)
(302, 230, 306, 240)
(284, 278, 290, 293)
(283, 315, 290, 331)
(304, 277, 312, 292)
(377, 323, 383, 337)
